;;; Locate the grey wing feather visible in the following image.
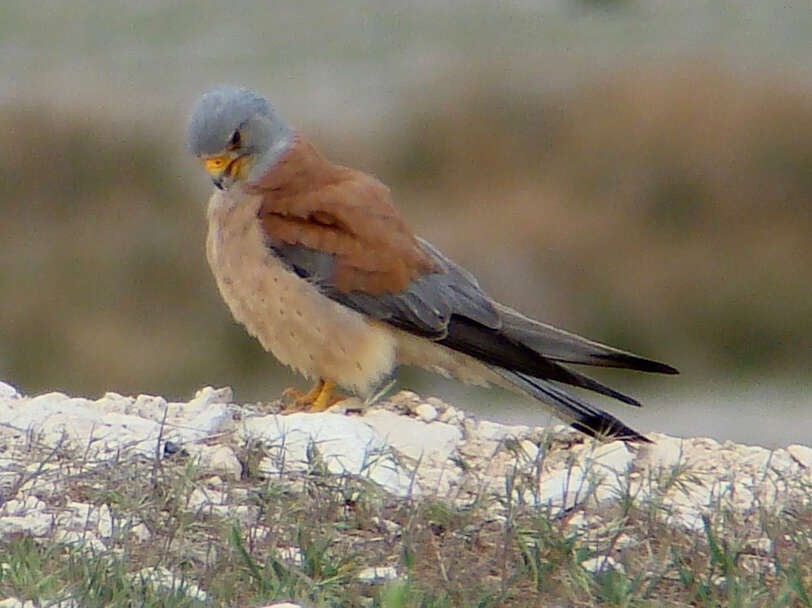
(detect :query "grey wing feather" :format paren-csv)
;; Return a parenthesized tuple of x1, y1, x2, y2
(268, 236, 501, 337)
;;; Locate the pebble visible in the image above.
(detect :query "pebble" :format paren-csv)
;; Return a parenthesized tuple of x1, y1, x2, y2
(437, 405, 462, 424)
(199, 445, 243, 479)
(414, 403, 438, 422)
(581, 555, 619, 573)
(357, 565, 399, 582)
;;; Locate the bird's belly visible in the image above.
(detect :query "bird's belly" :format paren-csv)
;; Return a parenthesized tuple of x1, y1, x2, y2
(205, 191, 397, 396)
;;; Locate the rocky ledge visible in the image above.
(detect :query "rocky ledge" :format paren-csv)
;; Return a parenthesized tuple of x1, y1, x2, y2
(2, 380, 809, 530)
(0, 380, 809, 606)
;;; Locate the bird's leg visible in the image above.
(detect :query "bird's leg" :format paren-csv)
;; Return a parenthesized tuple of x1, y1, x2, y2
(281, 379, 343, 413)
(309, 379, 339, 412)
(282, 379, 325, 407)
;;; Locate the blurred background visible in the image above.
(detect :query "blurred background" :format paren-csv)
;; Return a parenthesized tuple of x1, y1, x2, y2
(1, 1, 809, 447)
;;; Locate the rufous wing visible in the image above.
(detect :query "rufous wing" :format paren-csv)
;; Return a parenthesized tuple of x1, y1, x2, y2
(247, 135, 436, 295)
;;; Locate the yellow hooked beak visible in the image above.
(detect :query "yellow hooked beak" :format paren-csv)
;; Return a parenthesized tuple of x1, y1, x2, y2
(200, 152, 250, 190)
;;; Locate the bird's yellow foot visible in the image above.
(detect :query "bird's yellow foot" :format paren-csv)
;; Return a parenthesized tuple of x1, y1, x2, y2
(281, 379, 343, 413)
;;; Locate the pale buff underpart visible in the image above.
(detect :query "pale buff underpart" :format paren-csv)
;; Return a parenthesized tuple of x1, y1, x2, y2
(206, 189, 496, 397)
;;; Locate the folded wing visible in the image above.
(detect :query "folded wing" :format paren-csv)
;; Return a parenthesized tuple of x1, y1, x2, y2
(249, 136, 677, 441)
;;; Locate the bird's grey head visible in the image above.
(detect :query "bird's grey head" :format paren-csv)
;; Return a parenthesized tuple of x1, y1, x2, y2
(186, 85, 292, 190)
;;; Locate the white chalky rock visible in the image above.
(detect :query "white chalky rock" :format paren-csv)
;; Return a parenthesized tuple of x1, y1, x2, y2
(130, 523, 151, 542)
(241, 412, 413, 495)
(0, 598, 35, 608)
(667, 477, 743, 531)
(227, 505, 260, 525)
(786, 444, 812, 469)
(0, 390, 169, 456)
(16, 463, 62, 497)
(55, 530, 107, 552)
(98, 393, 134, 416)
(636, 434, 685, 469)
(327, 396, 364, 413)
(437, 405, 462, 424)
(357, 565, 398, 582)
(518, 439, 539, 462)
(0, 381, 20, 399)
(425, 396, 448, 408)
(536, 442, 634, 510)
(276, 546, 304, 565)
(1, 496, 47, 517)
(0, 378, 808, 557)
(0, 385, 237, 458)
(198, 445, 242, 479)
(1, 392, 90, 434)
(192, 385, 233, 406)
(97, 412, 163, 454)
(133, 566, 208, 602)
(96, 391, 133, 411)
(63, 502, 114, 539)
(731, 443, 773, 469)
(165, 387, 235, 443)
(188, 487, 213, 509)
(537, 466, 592, 511)
(564, 511, 587, 530)
(583, 442, 635, 473)
(363, 409, 461, 462)
(764, 448, 794, 473)
(0, 516, 51, 538)
(475, 419, 531, 442)
(414, 403, 438, 422)
(582, 556, 619, 573)
(181, 404, 233, 438)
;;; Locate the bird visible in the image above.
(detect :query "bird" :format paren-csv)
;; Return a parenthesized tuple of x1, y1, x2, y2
(186, 84, 678, 443)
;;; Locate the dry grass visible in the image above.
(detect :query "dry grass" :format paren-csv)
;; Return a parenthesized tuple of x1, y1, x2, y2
(0, 426, 808, 607)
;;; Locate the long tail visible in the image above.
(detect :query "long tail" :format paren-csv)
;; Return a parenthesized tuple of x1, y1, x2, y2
(495, 303, 678, 374)
(490, 367, 652, 442)
(440, 315, 676, 407)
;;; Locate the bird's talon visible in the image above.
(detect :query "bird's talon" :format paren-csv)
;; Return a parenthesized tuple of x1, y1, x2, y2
(280, 379, 343, 413)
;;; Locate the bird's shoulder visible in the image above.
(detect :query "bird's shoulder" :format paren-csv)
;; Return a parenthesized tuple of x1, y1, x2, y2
(246, 134, 437, 294)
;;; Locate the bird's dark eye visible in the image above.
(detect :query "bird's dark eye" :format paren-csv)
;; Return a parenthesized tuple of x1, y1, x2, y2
(230, 130, 241, 146)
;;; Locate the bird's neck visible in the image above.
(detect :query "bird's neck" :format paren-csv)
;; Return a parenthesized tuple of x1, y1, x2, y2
(243, 118, 294, 183)
(243, 134, 342, 199)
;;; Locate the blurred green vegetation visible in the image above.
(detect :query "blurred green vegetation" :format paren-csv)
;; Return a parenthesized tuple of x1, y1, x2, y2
(2, 67, 810, 400)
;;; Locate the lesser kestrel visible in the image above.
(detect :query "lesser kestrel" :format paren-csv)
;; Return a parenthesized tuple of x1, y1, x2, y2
(187, 85, 677, 442)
